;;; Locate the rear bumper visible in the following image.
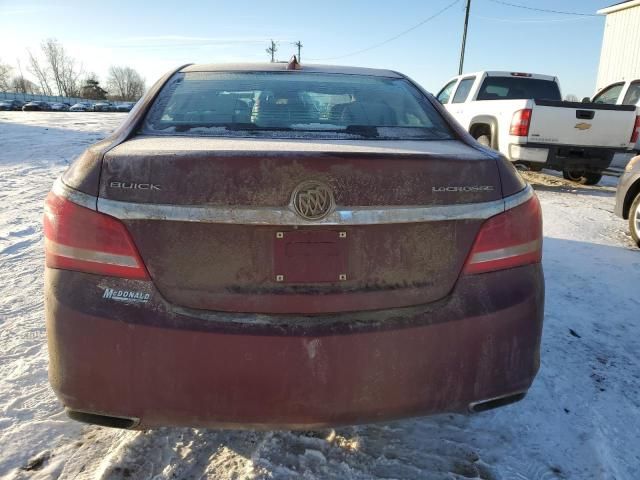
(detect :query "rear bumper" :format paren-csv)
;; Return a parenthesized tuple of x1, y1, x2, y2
(46, 265, 544, 429)
(509, 142, 626, 171)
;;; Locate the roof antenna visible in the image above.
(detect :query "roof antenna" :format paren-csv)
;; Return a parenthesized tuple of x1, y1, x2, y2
(287, 55, 301, 70)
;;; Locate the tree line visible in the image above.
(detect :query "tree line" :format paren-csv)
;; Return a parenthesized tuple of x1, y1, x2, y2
(0, 39, 145, 102)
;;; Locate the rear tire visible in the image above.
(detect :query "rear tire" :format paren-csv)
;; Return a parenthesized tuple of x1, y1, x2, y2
(562, 168, 602, 185)
(629, 194, 640, 248)
(476, 134, 491, 147)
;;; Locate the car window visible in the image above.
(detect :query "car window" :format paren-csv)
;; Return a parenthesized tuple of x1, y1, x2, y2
(451, 77, 476, 104)
(142, 72, 455, 140)
(622, 81, 640, 106)
(476, 77, 561, 101)
(436, 80, 457, 104)
(593, 83, 624, 104)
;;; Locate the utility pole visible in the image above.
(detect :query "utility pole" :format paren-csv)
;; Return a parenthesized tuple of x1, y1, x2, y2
(458, 0, 472, 75)
(294, 41, 303, 62)
(266, 39, 278, 63)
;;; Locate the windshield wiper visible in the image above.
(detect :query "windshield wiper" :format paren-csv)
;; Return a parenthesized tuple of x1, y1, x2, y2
(343, 125, 379, 138)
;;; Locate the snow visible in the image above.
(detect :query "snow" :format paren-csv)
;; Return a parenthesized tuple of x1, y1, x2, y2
(1, 112, 639, 479)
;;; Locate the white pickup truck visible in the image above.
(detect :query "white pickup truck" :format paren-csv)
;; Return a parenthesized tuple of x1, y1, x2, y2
(437, 71, 640, 184)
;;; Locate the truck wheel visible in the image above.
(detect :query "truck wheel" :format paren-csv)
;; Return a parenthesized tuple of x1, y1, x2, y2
(475, 134, 491, 147)
(562, 168, 602, 185)
(629, 194, 640, 248)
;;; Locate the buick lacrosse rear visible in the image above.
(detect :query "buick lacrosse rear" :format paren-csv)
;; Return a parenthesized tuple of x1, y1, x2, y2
(45, 61, 544, 429)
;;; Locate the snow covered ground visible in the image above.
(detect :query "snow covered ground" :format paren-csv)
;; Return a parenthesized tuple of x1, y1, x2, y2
(0, 112, 639, 480)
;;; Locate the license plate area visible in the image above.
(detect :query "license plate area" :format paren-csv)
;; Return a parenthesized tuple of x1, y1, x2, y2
(273, 230, 348, 283)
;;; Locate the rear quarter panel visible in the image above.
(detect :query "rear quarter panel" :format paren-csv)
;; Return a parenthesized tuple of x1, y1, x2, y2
(444, 99, 531, 154)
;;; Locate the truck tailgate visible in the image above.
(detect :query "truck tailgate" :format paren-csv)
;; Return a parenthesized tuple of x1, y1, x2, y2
(528, 100, 636, 148)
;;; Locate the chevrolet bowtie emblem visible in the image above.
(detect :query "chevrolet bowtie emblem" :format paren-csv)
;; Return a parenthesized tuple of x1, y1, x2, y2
(574, 122, 592, 130)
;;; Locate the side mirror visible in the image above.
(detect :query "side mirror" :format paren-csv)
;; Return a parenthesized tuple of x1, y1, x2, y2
(582, 97, 591, 103)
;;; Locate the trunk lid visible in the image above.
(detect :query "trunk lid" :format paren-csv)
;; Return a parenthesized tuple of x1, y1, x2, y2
(98, 136, 501, 314)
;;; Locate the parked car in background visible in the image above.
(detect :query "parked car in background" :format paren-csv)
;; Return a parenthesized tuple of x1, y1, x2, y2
(114, 103, 134, 112)
(92, 102, 114, 112)
(70, 103, 93, 112)
(0, 99, 24, 111)
(615, 154, 640, 247)
(45, 61, 544, 430)
(437, 71, 639, 185)
(22, 101, 51, 111)
(592, 79, 640, 151)
(50, 102, 70, 112)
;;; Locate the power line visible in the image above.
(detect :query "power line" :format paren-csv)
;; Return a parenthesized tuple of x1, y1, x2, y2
(487, 0, 599, 17)
(307, 0, 461, 61)
(473, 13, 594, 23)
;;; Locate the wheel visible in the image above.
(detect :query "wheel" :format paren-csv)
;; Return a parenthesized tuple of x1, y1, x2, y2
(562, 168, 602, 185)
(629, 194, 640, 248)
(475, 134, 491, 147)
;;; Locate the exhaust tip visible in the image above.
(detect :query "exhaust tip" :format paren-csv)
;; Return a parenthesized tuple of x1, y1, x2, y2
(468, 391, 526, 413)
(66, 408, 139, 429)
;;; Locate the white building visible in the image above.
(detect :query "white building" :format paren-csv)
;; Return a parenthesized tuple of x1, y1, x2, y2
(596, 0, 640, 90)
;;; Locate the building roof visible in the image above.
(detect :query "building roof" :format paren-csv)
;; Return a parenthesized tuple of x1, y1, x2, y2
(598, 0, 640, 15)
(180, 63, 403, 78)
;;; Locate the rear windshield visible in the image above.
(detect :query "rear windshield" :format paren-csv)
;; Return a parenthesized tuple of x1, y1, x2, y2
(476, 76, 561, 101)
(142, 72, 454, 140)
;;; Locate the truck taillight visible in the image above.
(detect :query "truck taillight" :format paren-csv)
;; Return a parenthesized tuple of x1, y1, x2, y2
(44, 192, 149, 279)
(631, 116, 640, 144)
(509, 109, 532, 137)
(463, 195, 542, 275)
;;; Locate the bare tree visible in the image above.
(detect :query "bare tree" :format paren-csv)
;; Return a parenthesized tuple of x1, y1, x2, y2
(40, 38, 82, 97)
(27, 49, 53, 95)
(106, 66, 145, 101)
(26, 39, 83, 97)
(10, 59, 37, 93)
(0, 59, 12, 91)
(11, 76, 39, 94)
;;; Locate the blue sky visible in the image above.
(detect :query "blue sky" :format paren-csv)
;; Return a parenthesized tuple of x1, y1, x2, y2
(0, 0, 617, 98)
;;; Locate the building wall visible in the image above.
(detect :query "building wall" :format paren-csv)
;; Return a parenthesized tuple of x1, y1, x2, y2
(596, 4, 640, 91)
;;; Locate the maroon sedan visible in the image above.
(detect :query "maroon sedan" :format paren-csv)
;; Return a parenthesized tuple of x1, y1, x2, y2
(44, 60, 544, 430)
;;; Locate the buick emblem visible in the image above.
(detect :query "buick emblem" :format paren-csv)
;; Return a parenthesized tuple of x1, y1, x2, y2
(292, 181, 334, 220)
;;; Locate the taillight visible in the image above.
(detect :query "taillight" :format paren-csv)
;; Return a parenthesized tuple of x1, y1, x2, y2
(463, 195, 542, 275)
(44, 192, 149, 279)
(509, 109, 532, 137)
(631, 116, 640, 144)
